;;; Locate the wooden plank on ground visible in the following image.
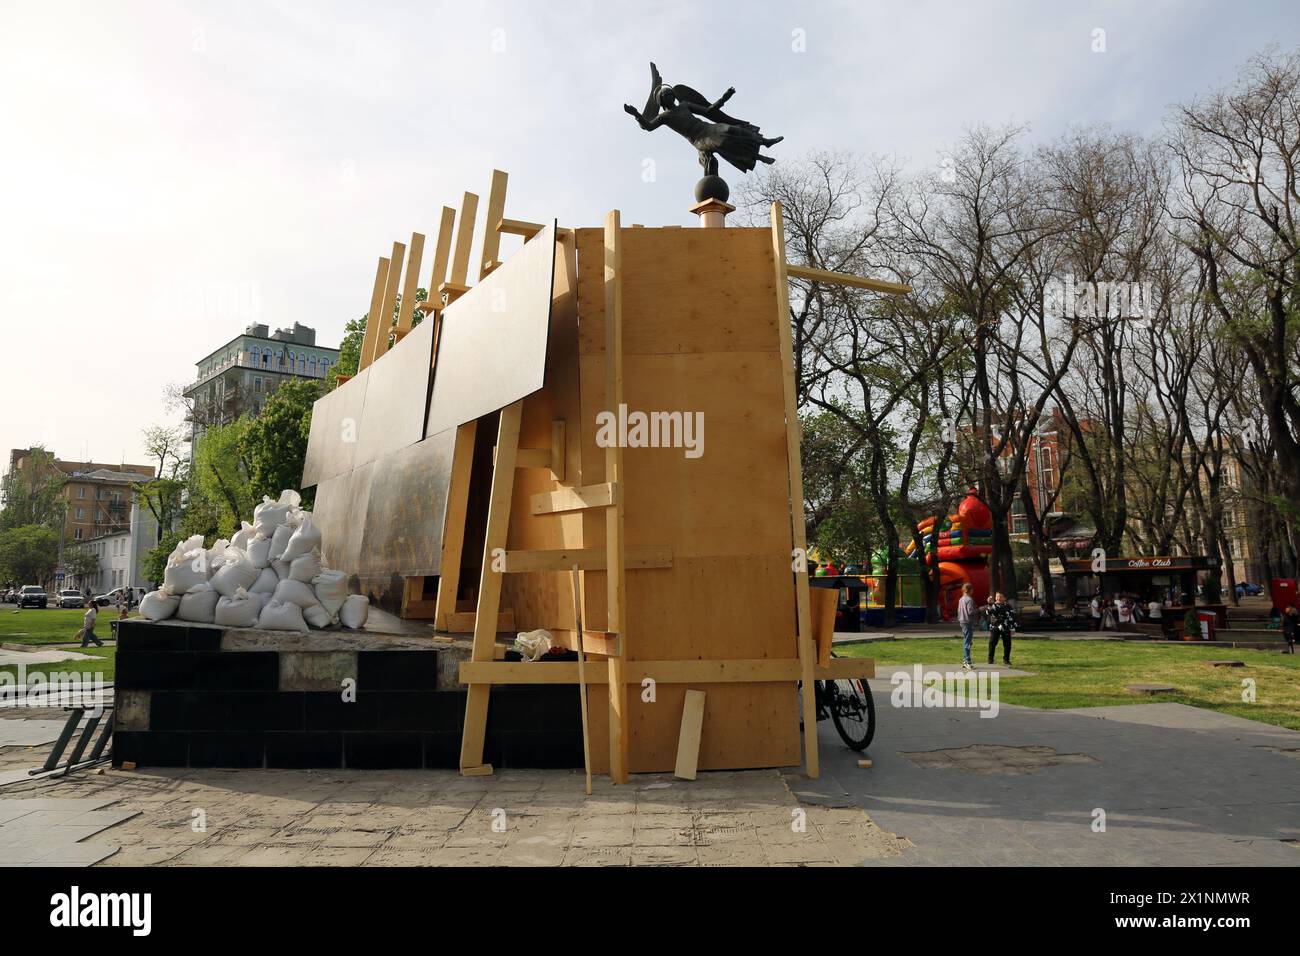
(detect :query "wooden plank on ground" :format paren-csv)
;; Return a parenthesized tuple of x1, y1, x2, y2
(674, 690, 706, 780)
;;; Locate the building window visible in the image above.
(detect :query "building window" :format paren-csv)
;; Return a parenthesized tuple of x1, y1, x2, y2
(75, 507, 83, 519)
(277, 350, 285, 367)
(74, 528, 82, 540)
(298, 358, 306, 372)
(76, 486, 85, 499)
(262, 349, 270, 367)
(321, 359, 330, 375)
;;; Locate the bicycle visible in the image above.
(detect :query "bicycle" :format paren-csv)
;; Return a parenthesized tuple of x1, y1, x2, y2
(802, 651, 876, 751)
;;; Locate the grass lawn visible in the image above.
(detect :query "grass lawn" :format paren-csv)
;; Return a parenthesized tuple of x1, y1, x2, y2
(0, 605, 122, 681)
(838, 637, 1300, 731)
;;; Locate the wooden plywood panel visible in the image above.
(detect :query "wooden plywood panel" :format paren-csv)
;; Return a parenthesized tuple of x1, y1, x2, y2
(355, 311, 437, 466)
(573, 227, 779, 356)
(301, 367, 370, 488)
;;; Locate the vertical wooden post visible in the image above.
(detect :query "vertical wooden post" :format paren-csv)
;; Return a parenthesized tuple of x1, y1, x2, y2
(428, 206, 456, 303)
(434, 421, 478, 631)
(479, 169, 508, 278)
(448, 191, 479, 288)
(459, 400, 524, 774)
(363, 239, 405, 369)
(770, 201, 819, 779)
(604, 209, 629, 784)
(356, 256, 390, 373)
(394, 232, 426, 337)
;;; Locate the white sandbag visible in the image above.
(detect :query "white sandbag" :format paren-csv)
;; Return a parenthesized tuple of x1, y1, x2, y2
(257, 598, 308, 633)
(247, 534, 272, 570)
(289, 551, 322, 583)
(281, 514, 322, 562)
(205, 539, 231, 574)
(139, 589, 180, 621)
(303, 604, 332, 629)
(271, 558, 291, 581)
(214, 587, 261, 628)
(210, 548, 259, 597)
(339, 593, 370, 629)
(273, 578, 320, 609)
(230, 521, 256, 552)
(514, 628, 554, 662)
(166, 534, 205, 568)
(269, 524, 293, 562)
(163, 551, 209, 594)
(312, 570, 348, 617)
(253, 490, 300, 536)
(249, 566, 279, 595)
(177, 584, 220, 623)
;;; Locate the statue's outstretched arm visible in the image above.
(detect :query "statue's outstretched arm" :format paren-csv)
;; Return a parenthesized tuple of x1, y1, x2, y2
(624, 103, 664, 130)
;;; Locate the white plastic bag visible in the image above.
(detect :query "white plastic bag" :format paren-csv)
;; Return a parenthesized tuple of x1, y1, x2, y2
(139, 588, 180, 621)
(257, 598, 308, 633)
(288, 551, 322, 583)
(163, 549, 210, 594)
(339, 594, 369, 629)
(303, 604, 332, 629)
(249, 566, 279, 595)
(281, 514, 322, 562)
(210, 547, 259, 597)
(177, 583, 220, 623)
(166, 535, 205, 568)
(214, 587, 261, 628)
(312, 570, 348, 618)
(271, 558, 291, 581)
(514, 629, 554, 662)
(230, 521, 256, 552)
(253, 490, 300, 536)
(273, 578, 320, 609)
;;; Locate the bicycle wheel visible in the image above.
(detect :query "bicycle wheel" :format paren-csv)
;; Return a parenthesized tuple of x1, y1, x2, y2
(828, 677, 875, 751)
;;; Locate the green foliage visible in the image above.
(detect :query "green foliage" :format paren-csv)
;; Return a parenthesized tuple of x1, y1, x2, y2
(63, 545, 100, 583)
(0, 446, 67, 531)
(0, 524, 60, 587)
(801, 411, 881, 566)
(188, 420, 256, 539)
(244, 378, 324, 507)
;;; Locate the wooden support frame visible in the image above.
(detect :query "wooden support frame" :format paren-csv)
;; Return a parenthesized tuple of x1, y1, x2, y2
(414, 206, 457, 317)
(674, 690, 706, 781)
(362, 239, 405, 370)
(479, 169, 508, 277)
(499, 545, 671, 573)
(785, 263, 912, 296)
(439, 190, 478, 305)
(356, 256, 390, 373)
(393, 231, 426, 338)
(433, 421, 478, 630)
(458, 656, 875, 686)
(458, 399, 524, 774)
(570, 567, 593, 795)
(603, 209, 629, 785)
(771, 201, 819, 779)
(530, 482, 617, 516)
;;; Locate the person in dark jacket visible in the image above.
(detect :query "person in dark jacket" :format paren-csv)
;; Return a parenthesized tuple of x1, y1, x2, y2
(985, 591, 1017, 666)
(1283, 605, 1298, 654)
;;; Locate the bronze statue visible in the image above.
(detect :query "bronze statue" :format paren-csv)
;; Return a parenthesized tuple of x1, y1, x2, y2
(624, 62, 782, 202)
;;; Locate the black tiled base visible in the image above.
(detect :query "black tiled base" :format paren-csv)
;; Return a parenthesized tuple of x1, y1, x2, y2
(266, 733, 344, 769)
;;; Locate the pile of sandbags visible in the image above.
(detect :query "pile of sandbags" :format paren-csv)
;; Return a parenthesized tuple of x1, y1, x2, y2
(139, 489, 369, 633)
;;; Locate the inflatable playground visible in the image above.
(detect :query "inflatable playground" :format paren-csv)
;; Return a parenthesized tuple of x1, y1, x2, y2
(815, 491, 994, 627)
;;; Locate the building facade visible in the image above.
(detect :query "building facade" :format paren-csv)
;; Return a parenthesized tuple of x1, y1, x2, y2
(182, 322, 340, 455)
(74, 500, 159, 593)
(6, 450, 155, 543)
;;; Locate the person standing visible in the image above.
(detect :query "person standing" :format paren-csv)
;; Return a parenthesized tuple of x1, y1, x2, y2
(958, 582, 976, 670)
(985, 591, 1016, 666)
(78, 602, 104, 648)
(116, 588, 130, 621)
(1090, 594, 1102, 631)
(1283, 605, 1298, 654)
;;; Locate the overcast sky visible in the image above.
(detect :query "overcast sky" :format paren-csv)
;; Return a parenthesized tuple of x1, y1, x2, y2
(1, 0, 1296, 474)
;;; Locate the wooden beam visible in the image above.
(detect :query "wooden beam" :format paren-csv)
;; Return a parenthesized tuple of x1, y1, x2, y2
(514, 448, 552, 470)
(604, 208, 629, 785)
(499, 545, 672, 573)
(548, 628, 618, 658)
(674, 690, 706, 781)
(772, 201, 819, 780)
(356, 256, 390, 373)
(530, 482, 617, 516)
(363, 239, 405, 368)
(449, 191, 479, 287)
(433, 421, 478, 630)
(459, 400, 523, 773)
(446, 608, 516, 633)
(497, 217, 543, 238)
(456, 656, 874, 686)
(785, 263, 912, 296)
(480, 170, 508, 278)
(571, 567, 592, 795)
(550, 419, 566, 482)
(394, 232, 426, 335)
(414, 206, 457, 315)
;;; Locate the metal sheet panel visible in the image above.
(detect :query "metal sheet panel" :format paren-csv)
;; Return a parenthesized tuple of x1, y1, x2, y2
(355, 313, 437, 466)
(357, 426, 457, 578)
(301, 367, 370, 489)
(425, 222, 557, 436)
(312, 462, 373, 575)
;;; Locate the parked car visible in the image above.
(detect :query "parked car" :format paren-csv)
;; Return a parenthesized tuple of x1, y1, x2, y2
(93, 586, 146, 608)
(18, 586, 48, 608)
(1242, 582, 1264, 596)
(1, 588, 16, 603)
(56, 589, 85, 609)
